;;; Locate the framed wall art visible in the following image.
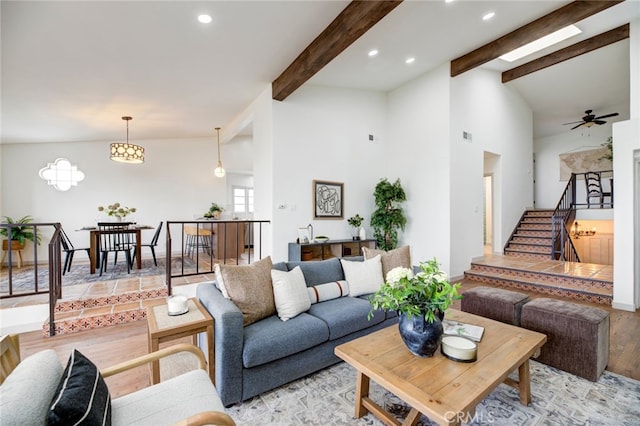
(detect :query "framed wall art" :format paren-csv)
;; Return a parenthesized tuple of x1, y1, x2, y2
(313, 180, 343, 219)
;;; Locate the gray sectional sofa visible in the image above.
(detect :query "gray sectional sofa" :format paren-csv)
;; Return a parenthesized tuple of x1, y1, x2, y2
(196, 257, 398, 407)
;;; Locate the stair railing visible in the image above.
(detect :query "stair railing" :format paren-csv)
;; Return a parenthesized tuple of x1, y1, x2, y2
(48, 225, 63, 336)
(550, 173, 580, 261)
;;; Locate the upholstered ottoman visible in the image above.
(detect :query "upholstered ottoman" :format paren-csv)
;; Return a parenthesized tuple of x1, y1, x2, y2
(521, 298, 609, 381)
(461, 286, 529, 326)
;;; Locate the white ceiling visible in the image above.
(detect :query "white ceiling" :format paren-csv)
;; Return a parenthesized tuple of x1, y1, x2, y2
(1, 0, 638, 144)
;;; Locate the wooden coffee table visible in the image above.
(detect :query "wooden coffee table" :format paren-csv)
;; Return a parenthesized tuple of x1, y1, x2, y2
(335, 309, 546, 426)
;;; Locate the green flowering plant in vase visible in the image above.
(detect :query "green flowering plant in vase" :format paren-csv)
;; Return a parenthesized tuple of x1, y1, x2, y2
(97, 202, 136, 219)
(203, 202, 224, 219)
(368, 258, 462, 323)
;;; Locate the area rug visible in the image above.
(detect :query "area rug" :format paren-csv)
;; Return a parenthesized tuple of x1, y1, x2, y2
(0, 256, 197, 294)
(225, 361, 640, 425)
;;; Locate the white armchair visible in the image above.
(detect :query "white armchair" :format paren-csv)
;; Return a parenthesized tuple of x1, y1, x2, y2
(0, 335, 234, 426)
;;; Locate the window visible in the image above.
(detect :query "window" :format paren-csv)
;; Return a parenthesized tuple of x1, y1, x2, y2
(233, 186, 254, 214)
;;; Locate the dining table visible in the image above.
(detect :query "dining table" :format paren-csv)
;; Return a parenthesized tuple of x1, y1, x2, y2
(79, 224, 153, 274)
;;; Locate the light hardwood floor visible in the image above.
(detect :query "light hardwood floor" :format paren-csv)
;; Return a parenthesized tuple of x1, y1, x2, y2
(16, 279, 640, 400)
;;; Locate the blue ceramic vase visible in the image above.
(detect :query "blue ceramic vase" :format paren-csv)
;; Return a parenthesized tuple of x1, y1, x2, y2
(398, 310, 444, 357)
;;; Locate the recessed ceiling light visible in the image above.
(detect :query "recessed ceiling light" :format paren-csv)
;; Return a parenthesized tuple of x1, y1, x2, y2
(445, 0, 455, 3)
(368, 49, 379, 57)
(500, 25, 582, 62)
(198, 14, 212, 24)
(482, 12, 495, 21)
(405, 57, 415, 64)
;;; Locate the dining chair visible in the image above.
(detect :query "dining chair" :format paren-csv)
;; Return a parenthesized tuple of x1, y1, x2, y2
(585, 172, 612, 208)
(59, 226, 90, 275)
(96, 222, 135, 276)
(132, 221, 163, 266)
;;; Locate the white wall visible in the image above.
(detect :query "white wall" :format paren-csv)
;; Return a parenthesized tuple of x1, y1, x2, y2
(268, 85, 388, 261)
(0, 136, 246, 261)
(386, 64, 452, 272)
(449, 68, 534, 276)
(612, 119, 639, 311)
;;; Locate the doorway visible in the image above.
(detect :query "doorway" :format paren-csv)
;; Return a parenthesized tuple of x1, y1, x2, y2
(635, 149, 640, 308)
(483, 151, 501, 256)
(483, 175, 493, 255)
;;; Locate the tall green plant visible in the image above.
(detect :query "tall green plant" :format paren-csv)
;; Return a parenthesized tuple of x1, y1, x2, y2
(370, 178, 406, 250)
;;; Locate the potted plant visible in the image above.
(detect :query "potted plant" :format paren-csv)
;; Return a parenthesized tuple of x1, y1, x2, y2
(370, 178, 406, 250)
(203, 202, 224, 219)
(347, 214, 364, 240)
(600, 136, 613, 161)
(368, 258, 461, 357)
(97, 203, 136, 221)
(1, 215, 42, 251)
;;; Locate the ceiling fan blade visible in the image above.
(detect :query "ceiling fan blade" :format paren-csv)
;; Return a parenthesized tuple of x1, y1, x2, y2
(563, 120, 584, 125)
(594, 112, 619, 120)
(570, 123, 584, 130)
(594, 120, 606, 125)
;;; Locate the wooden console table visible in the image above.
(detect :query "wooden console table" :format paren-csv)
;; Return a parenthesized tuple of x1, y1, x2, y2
(288, 238, 376, 261)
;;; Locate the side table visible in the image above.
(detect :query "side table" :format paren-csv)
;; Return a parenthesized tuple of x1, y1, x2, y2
(146, 297, 214, 385)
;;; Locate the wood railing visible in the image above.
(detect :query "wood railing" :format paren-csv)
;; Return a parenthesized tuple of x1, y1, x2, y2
(165, 220, 270, 295)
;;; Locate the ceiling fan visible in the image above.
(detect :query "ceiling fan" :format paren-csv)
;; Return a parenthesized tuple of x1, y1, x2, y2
(563, 109, 619, 130)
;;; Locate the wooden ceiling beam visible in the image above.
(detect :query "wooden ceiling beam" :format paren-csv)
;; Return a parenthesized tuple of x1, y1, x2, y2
(450, 0, 624, 77)
(272, 0, 403, 101)
(502, 24, 629, 83)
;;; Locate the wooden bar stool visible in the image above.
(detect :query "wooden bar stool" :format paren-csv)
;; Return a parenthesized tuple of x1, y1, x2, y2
(184, 226, 213, 256)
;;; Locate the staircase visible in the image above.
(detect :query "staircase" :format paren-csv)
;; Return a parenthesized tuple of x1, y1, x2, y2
(464, 256, 612, 305)
(43, 283, 168, 337)
(504, 210, 554, 260)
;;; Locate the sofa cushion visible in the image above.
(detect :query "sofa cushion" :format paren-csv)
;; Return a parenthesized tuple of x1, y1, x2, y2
(308, 297, 385, 340)
(243, 313, 329, 368)
(0, 349, 63, 426)
(363, 245, 411, 280)
(285, 258, 345, 286)
(218, 256, 276, 326)
(341, 255, 384, 297)
(308, 280, 349, 304)
(271, 266, 311, 321)
(48, 349, 111, 426)
(111, 369, 224, 426)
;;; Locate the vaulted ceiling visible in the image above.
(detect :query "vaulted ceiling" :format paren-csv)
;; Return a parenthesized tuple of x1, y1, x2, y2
(1, 1, 638, 144)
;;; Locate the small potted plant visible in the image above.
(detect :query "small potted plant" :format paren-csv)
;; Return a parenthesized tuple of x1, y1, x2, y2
(347, 214, 364, 240)
(97, 203, 136, 221)
(203, 202, 224, 219)
(1, 215, 42, 252)
(368, 258, 461, 357)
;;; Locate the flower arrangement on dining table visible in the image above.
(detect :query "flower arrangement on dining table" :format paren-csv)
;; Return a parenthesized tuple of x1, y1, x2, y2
(368, 258, 462, 324)
(97, 202, 136, 219)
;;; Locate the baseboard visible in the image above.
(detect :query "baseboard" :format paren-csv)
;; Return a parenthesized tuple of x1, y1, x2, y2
(612, 301, 637, 312)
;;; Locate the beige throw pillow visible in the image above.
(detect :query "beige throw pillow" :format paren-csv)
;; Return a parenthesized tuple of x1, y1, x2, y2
(363, 245, 411, 280)
(341, 255, 384, 297)
(218, 256, 275, 326)
(271, 266, 311, 321)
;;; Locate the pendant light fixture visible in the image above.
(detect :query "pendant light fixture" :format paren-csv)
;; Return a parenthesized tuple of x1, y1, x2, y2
(110, 116, 145, 164)
(214, 127, 225, 178)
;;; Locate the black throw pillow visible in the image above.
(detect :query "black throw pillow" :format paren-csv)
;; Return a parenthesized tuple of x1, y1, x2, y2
(48, 349, 111, 426)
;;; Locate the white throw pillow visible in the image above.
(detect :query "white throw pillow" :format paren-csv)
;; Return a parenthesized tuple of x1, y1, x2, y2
(271, 266, 311, 321)
(341, 255, 384, 297)
(307, 280, 350, 304)
(214, 263, 229, 298)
